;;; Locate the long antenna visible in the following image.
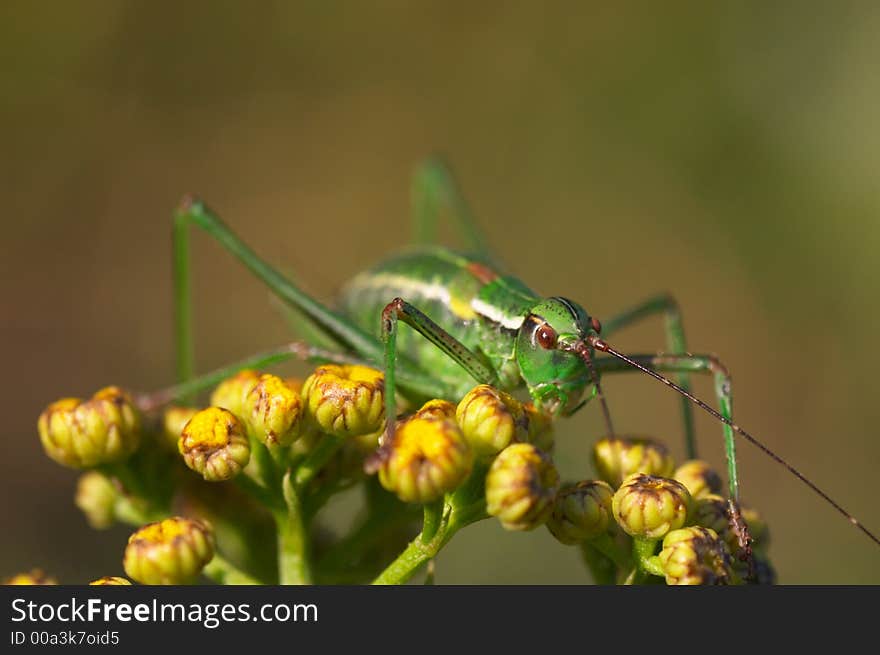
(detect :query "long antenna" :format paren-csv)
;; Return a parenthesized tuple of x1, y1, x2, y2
(586, 335, 880, 547)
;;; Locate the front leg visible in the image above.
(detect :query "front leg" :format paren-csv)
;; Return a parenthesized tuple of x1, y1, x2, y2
(365, 297, 500, 472)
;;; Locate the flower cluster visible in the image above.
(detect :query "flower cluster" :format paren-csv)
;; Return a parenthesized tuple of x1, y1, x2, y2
(13, 372, 772, 586)
(545, 435, 775, 585)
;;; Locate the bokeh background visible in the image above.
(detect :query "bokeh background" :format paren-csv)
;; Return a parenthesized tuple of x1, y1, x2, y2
(3, 2, 879, 584)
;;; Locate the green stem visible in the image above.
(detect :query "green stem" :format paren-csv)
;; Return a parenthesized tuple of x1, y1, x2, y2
(293, 434, 345, 491)
(633, 536, 662, 577)
(203, 554, 262, 585)
(421, 500, 444, 543)
(113, 497, 166, 527)
(371, 525, 452, 585)
(277, 473, 312, 585)
(372, 483, 488, 585)
(643, 555, 666, 578)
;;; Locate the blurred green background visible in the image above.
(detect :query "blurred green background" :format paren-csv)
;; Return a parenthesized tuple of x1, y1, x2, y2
(3, 1, 879, 584)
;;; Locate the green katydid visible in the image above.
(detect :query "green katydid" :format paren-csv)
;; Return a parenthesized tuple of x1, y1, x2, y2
(153, 156, 879, 565)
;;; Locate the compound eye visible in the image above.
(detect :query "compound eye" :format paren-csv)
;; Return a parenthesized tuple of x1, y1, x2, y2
(535, 323, 558, 349)
(590, 317, 602, 334)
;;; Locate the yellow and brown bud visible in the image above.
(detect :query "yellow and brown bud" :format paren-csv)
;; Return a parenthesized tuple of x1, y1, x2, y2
(302, 365, 385, 438)
(692, 494, 736, 548)
(162, 406, 201, 450)
(179, 408, 251, 482)
(38, 387, 141, 469)
(378, 402, 473, 504)
(242, 374, 303, 447)
(486, 443, 560, 531)
(456, 385, 527, 458)
(673, 460, 723, 500)
(612, 473, 691, 539)
(209, 369, 261, 418)
(74, 471, 119, 529)
(3, 570, 58, 585)
(593, 436, 674, 488)
(417, 399, 457, 421)
(123, 517, 215, 585)
(89, 576, 131, 585)
(657, 526, 733, 585)
(546, 480, 614, 545)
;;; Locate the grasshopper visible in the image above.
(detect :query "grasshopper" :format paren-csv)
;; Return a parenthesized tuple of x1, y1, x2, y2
(153, 156, 878, 564)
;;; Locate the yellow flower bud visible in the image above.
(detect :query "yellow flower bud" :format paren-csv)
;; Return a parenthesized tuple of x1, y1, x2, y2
(162, 406, 201, 450)
(37, 386, 141, 468)
(89, 576, 131, 585)
(673, 460, 723, 500)
(75, 471, 119, 529)
(179, 408, 251, 481)
(692, 494, 736, 549)
(486, 443, 560, 531)
(612, 473, 691, 539)
(123, 517, 215, 585)
(456, 385, 527, 457)
(378, 401, 473, 504)
(657, 526, 733, 585)
(417, 398, 457, 421)
(3, 569, 58, 585)
(592, 436, 674, 488)
(302, 365, 385, 438)
(209, 369, 261, 418)
(242, 374, 303, 447)
(546, 480, 614, 544)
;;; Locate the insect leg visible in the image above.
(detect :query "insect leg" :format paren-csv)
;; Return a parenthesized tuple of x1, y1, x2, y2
(411, 156, 494, 260)
(601, 294, 695, 458)
(173, 197, 451, 403)
(365, 297, 500, 472)
(173, 196, 387, 379)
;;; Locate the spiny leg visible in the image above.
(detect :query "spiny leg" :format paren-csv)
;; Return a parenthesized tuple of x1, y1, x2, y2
(411, 156, 494, 260)
(268, 262, 352, 352)
(601, 294, 695, 458)
(366, 296, 500, 472)
(174, 197, 386, 381)
(172, 197, 444, 400)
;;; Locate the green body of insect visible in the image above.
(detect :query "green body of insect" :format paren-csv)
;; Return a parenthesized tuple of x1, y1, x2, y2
(338, 246, 595, 416)
(167, 156, 879, 549)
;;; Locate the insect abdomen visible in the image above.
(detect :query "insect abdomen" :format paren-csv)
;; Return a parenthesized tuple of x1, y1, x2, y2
(336, 247, 535, 389)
